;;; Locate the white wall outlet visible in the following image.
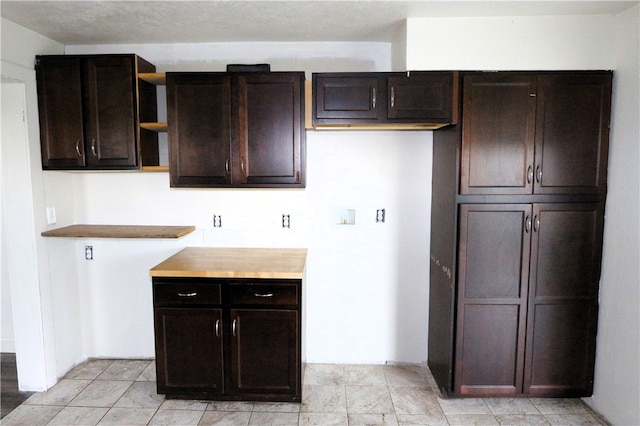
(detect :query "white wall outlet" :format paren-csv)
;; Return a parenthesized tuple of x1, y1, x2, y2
(46, 206, 56, 225)
(282, 214, 290, 228)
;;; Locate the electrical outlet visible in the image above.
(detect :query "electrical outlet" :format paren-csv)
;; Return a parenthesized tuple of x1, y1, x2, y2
(85, 245, 93, 260)
(376, 209, 386, 223)
(213, 215, 222, 228)
(282, 214, 290, 228)
(46, 206, 57, 225)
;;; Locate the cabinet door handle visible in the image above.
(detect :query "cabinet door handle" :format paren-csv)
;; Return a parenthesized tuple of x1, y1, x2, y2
(90, 139, 97, 157)
(390, 86, 395, 108)
(525, 215, 532, 233)
(75, 139, 82, 157)
(215, 319, 220, 337)
(527, 165, 533, 184)
(533, 215, 540, 232)
(536, 165, 543, 183)
(232, 319, 237, 337)
(177, 292, 197, 297)
(254, 292, 274, 298)
(225, 159, 230, 175)
(371, 87, 376, 109)
(241, 157, 245, 174)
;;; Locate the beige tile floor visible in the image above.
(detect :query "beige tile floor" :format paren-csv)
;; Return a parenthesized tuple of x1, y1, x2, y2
(2, 359, 609, 425)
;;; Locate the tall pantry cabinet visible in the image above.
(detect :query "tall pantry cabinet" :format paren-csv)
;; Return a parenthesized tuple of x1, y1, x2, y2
(428, 71, 612, 398)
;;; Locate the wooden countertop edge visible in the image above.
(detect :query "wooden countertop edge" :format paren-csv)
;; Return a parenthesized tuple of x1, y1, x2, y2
(41, 224, 196, 239)
(149, 270, 305, 279)
(149, 247, 307, 279)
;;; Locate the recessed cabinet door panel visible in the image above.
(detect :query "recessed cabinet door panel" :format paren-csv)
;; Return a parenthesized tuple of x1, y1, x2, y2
(461, 74, 537, 195)
(154, 308, 224, 394)
(85, 56, 137, 167)
(534, 75, 611, 195)
(167, 74, 232, 187)
(458, 304, 522, 395)
(315, 76, 379, 120)
(36, 57, 86, 168)
(388, 73, 452, 121)
(237, 74, 304, 185)
(458, 205, 531, 299)
(529, 203, 604, 299)
(524, 302, 598, 396)
(455, 204, 531, 395)
(231, 309, 298, 396)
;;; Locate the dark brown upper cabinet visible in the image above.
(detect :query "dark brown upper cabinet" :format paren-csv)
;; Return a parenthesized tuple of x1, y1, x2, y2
(312, 72, 457, 129)
(461, 72, 612, 195)
(167, 73, 232, 186)
(167, 72, 305, 188)
(36, 54, 158, 170)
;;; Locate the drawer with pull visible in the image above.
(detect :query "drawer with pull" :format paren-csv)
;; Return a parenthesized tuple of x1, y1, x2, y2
(153, 282, 222, 306)
(230, 282, 299, 306)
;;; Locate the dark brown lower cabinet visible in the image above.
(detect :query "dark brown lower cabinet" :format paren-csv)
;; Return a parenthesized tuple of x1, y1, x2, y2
(154, 308, 224, 396)
(231, 310, 299, 395)
(153, 278, 302, 401)
(453, 203, 603, 397)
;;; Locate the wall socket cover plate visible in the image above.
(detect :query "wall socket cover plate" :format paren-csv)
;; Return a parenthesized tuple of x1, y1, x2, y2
(46, 206, 56, 225)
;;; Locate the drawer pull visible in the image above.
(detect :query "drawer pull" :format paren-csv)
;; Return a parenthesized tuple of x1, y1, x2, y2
(177, 292, 197, 297)
(254, 292, 274, 298)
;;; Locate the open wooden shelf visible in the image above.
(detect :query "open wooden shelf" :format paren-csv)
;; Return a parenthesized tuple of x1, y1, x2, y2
(142, 165, 170, 172)
(42, 224, 195, 239)
(140, 122, 168, 132)
(138, 72, 166, 85)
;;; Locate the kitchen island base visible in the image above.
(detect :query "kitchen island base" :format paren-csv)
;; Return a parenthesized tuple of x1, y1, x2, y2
(150, 248, 306, 402)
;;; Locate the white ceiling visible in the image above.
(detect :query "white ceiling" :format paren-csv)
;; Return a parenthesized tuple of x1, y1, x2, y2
(1, 1, 636, 45)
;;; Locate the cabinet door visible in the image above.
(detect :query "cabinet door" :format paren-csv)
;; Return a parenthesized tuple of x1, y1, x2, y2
(237, 73, 305, 186)
(84, 56, 138, 168)
(524, 203, 603, 396)
(387, 72, 453, 121)
(167, 73, 232, 187)
(230, 309, 299, 398)
(534, 74, 611, 195)
(314, 75, 380, 121)
(455, 204, 532, 395)
(36, 56, 86, 168)
(461, 74, 537, 195)
(154, 308, 224, 395)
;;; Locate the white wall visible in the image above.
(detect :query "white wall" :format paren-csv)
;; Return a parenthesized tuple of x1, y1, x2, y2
(407, 12, 640, 425)
(67, 41, 392, 75)
(59, 42, 431, 364)
(587, 6, 640, 426)
(406, 14, 616, 70)
(1, 18, 67, 391)
(1, 82, 22, 353)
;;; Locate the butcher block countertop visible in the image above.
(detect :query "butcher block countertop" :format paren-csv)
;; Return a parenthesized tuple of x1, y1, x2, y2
(149, 247, 307, 279)
(41, 224, 196, 239)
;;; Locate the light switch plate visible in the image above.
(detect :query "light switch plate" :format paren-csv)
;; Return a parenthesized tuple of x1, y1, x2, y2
(46, 206, 56, 225)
